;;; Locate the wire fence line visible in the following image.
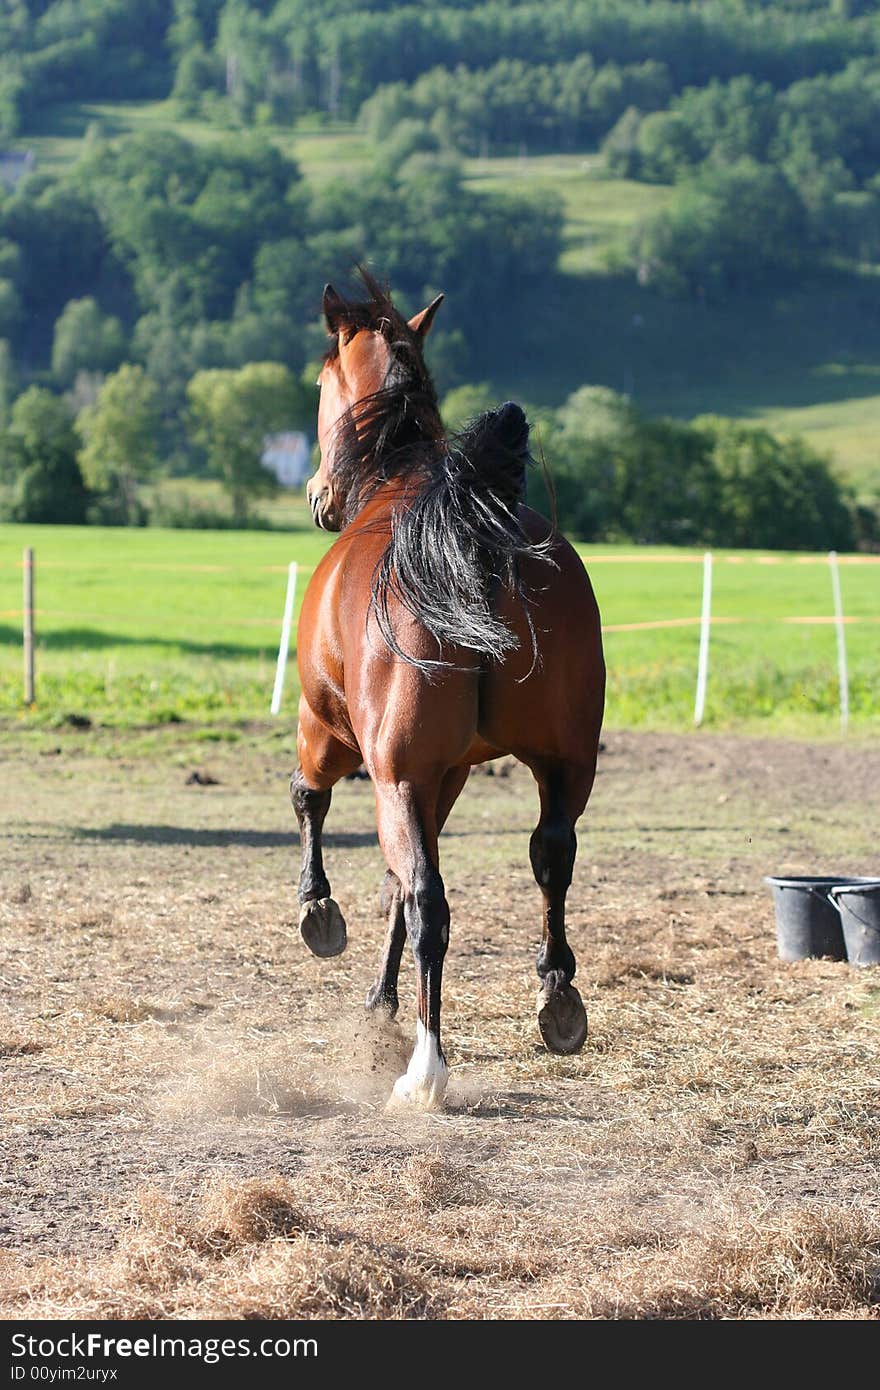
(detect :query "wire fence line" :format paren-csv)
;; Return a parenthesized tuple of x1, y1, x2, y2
(5, 553, 880, 574)
(4, 608, 880, 633)
(3, 545, 877, 639)
(4, 545, 876, 725)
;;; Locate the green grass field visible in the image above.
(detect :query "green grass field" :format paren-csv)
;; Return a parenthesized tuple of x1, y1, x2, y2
(2, 521, 877, 740)
(15, 102, 880, 485)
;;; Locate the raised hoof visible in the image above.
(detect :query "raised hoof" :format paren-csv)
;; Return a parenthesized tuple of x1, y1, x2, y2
(537, 980, 588, 1055)
(299, 897, 347, 958)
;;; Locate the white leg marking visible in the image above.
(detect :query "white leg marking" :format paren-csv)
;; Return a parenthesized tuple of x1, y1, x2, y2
(388, 1020, 448, 1111)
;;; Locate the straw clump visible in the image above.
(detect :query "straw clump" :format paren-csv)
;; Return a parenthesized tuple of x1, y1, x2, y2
(574, 1206, 880, 1320)
(0, 1176, 441, 1320)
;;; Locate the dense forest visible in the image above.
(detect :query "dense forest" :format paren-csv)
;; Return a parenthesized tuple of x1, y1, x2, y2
(1, 0, 878, 543)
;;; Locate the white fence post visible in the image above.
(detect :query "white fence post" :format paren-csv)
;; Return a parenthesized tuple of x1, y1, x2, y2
(270, 561, 298, 716)
(828, 550, 849, 733)
(694, 551, 712, 726)
(23, 546, 35, 707)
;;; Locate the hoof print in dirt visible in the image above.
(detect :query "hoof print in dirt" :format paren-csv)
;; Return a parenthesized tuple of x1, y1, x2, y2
(537, 980, 588, 1055)
(299, 897, 347, 958)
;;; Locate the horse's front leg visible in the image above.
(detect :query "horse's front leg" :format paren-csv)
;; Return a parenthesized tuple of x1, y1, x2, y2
(373, 778, 450, 1110)
(291, 700, 362, 958)
(365, 870, 406, 1016)
(290, 771, 346, 957)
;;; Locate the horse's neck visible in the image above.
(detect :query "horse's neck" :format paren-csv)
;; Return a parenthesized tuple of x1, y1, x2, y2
(347, 470, 429, 529)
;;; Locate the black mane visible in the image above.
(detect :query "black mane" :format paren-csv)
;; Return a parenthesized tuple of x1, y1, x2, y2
(327, 272, 553, 674)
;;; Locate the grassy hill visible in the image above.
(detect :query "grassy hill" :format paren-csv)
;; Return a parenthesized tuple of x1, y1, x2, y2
(14, 100, 880, 489)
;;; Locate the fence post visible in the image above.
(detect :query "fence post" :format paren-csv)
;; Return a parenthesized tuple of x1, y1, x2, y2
(828, 550, 849, 733)
(270, 561, 298, 716)
(23, 547, 35, 706)
(694, 551, 712, 726)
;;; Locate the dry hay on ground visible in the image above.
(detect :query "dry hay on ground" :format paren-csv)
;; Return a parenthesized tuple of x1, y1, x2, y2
(3, 1171, 878, 1320)
(1, 728, 879, 1318)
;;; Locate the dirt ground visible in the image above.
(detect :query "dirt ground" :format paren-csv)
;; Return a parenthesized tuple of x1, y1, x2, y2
(1, 727, 879, 1319)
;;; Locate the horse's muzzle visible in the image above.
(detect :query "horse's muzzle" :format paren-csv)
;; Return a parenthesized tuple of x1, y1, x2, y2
(307, 482, 340, 532)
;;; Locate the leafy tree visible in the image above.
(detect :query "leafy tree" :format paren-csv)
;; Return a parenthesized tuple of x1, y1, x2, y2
(602, 106, 643, 177)
(633, 159, 809, 299)
(536, 386, 858, 548)
(817, 191, 880, 263)
(76, 365, 162, 525)
(698, 417, 854, 550)
(544, 386, 636, 540)
(441, 382, 496, 433)
(3, 386, 89, 524)
(187, 361, 310, 523)
(171, 45, 218, 116)
(556, 385, 637, 447)
(0, 339, 15, 427)
(51, 298, 127, 385)
(360, 55, 672, 157)
(9, 385, 77, 459)
(372, 120, 446, 178)
(624, 75, 779, 182)
(0, 278, 21, 341)
(1, 180, 106, 317)
(623, 109, 699, 182)
(73, 131, 305, 325)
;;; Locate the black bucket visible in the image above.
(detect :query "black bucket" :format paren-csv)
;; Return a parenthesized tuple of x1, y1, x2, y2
(828, 883, 880, 968)
(764, 876, 868, 962)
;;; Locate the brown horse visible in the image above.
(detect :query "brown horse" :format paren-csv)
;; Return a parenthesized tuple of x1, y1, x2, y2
(292, 274, 605, 1109)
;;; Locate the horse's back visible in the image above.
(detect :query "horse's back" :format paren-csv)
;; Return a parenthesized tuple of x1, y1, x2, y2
(299, 497, 604, 773)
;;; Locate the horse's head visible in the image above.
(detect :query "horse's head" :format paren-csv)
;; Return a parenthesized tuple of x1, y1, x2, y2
(309, 278, 444, 530)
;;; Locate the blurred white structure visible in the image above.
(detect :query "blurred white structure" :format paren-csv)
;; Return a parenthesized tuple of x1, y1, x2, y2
(0, 150, 35, 191)
(262, 432, 310, 487)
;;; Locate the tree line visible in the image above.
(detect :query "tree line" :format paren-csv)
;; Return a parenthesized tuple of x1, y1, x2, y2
(3, 2, 878, 306)
(0, 360, 309, 527)
(2, 2, 876, 139)
(154, 0, 880, 127)
(359, 55, 673, 156)
(0, 1, 877, 548)
(2, 368, 873, 553)
(0, 126, 560, 430)
(605, 59, 880, 296)
(0, 123, 563, 529)
(444, 383, 873, 552)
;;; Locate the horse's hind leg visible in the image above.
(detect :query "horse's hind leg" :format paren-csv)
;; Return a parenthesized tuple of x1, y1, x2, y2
(368, 768, 469, 1110)
(528, 759, 595, 1055)
(291, 700, 362, 958)
(365, 767, 468, 1023)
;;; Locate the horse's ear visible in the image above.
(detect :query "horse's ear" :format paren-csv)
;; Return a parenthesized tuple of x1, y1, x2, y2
(323, 283, 347, 334)
(408, 293, 444, 341)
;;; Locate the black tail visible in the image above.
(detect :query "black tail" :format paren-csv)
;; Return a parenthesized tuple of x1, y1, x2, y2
(371, 402, 553, 675)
